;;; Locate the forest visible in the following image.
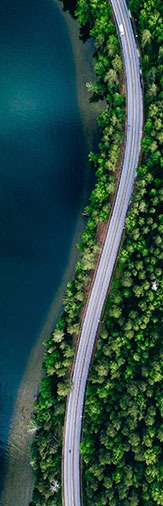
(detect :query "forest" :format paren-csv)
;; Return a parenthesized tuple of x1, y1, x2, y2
(30, 0, 163, 505)
(79, 0, 163, 504)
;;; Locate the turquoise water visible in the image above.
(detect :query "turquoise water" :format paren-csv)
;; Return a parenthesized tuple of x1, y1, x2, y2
(0, 0, 92, 488)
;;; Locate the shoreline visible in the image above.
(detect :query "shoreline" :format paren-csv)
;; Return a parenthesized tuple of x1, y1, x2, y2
(0, 3, 100, 505)
(0, 216, 85, 506)
(56, 0, 102, 149)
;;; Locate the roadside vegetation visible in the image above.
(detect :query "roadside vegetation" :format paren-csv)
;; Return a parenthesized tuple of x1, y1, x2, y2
(30, 0, 162, 505)
(30, 1, 125, 504)
(80, 0, 163, 505)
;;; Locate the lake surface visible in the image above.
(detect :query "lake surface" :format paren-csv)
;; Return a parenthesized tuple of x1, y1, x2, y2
(0, 0, 94, 491)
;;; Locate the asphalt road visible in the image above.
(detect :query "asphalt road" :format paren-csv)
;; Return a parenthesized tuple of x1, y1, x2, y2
(63, 1, 143, 504)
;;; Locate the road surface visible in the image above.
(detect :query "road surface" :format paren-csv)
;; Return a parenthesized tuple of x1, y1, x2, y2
(63, 1, 143, 504)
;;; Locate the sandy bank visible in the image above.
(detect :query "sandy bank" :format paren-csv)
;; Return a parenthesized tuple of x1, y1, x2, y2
(0, 218, 85, 506)
(0, 3, 101, 505)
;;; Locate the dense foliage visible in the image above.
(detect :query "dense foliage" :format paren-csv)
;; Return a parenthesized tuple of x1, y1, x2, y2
(30, 0, 163, 504)
(80, 0, 163, 504)
(30, 1, 125, 504)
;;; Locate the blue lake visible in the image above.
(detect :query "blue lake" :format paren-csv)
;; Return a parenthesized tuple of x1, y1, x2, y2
(0, 0, 94, 491)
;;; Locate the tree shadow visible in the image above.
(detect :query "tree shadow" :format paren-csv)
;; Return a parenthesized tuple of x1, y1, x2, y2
(58, 0, 77, 18)
(58, 0, 90, 42)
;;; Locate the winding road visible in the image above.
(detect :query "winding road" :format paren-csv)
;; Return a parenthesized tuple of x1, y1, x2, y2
(63, 1, 143, 504)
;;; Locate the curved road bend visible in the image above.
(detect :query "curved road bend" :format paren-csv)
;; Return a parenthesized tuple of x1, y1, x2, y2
(63, 1, 143, 505)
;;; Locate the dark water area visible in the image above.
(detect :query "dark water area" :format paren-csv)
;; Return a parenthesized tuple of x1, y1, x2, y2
(0, 0, 93, 489)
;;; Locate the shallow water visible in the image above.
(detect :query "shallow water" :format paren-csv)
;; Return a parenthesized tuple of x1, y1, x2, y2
(0, 0, 93, 490)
